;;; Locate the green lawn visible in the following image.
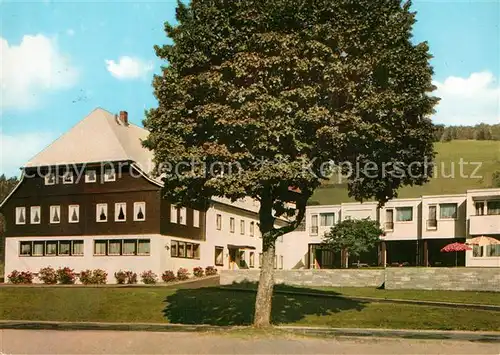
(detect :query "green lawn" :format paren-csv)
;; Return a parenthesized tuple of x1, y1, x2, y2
(310, 140, 500, 204)
(1, 286, 499, 331)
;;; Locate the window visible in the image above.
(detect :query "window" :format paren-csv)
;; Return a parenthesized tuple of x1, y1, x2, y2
(171, 241, 178, 257)
(50, 205, 61, 224)
(320, 213, 335, 227)
(73, 240, 84, 255)
(46, 241, 58, 256)
(385, 209, 394, 230)
(240, 220, 245, 235)
(94, 240, 107, 255)
(249, 252, 255, 268)
(138, 239, 150, 255)
(475, 202, 485, 216)
(179, 207, 187, 225)
(310, 214, 318, 234)
(170, 205, 178, 223)
(96, 203, 108, 222)
(68, 205, 80, 223)
(85, 170, 97, 183)
(108, 240, 122, 255)
(104, 167, 116, 182)
(33, 241, 45, 256)
(239, 251, 245, 267)
(171, 240, 201, 259)
(123, 240, 137, 255)
(115, 202, 126, 222)
(279, 255, 284, 269)
(44, 172, 56, 185)
(250, 221, 255, 237)
(486, 244, 500, 257)
(396, 207, 413, 222)
(15, 207, 26, 225)
(30, 206, 41, 224)
(487, 200, 500, 215)
(20, 241, 32, 256)
(215, 246, 224, 266)
(63, 171, 74, 184)
(134, 202, 146, 221)
(230, 217, 235, 233)
(427, 205, 437, 229)
(193, 210, 200, 228)
(473, 245, 483, 257)
(59, 241, 71, 255)
(440, 203, 457, 219)
(216, 214, 222, 230)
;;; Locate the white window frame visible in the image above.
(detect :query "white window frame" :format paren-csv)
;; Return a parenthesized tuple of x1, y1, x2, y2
(179, 207, 187, 225)
(133, 202, 146, 221)
(96, 203, 108, 222)
(170, 205, 178, 223)
(439, 203, 458, 220)
(50, 205, 61, 224)
(216, 214, 222, 230)
(240, 219, 245, 235)
(30, 206, 41, 224)
(63, 171, 74, 184)
(15, 207, 26, 225)
(193, 210, 200, 228)
(230, 217, 235, 233)
(115, 202, 127, 222)
(85, 170, 97, 183)
(44, 172, 56, 185)
(250, 221, 255, 237)
(104, 167, 116, 182)
(68, 205, 80, 223)
(395, 206, 413, 222)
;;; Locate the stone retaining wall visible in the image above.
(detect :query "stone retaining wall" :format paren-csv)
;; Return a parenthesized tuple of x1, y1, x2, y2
(221, 268, 499, 292)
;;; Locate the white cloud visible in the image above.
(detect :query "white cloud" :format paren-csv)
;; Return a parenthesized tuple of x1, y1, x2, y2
(0, 34, 79, 110)
(66, 29, 75, 36)
(105, 56, 153, 80)
(0, 130, 55, 177)
(433, 72, 500, 126)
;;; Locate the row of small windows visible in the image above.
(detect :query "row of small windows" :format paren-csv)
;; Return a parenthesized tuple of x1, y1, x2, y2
(20, 240, 84, 256)
(15, 202, 146, 225)
(216, 214, 256, 236)
(213, 247, 284, 269)
(170, 205, 200, 228)
(19, 239, 150, 256)
(44, 168, 116, 185)
(170, 240, 201, 259)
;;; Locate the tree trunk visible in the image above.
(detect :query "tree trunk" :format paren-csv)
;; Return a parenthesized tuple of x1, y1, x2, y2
(253, 237, 275, 327)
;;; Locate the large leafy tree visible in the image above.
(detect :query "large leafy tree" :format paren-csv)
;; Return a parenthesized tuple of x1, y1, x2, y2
(144, 0, 437, 327)
(322, 219, 383, 265)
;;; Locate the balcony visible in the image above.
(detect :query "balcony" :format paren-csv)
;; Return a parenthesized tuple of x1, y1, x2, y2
(427, 219, 438, 230)
(469, 215, 500, 235)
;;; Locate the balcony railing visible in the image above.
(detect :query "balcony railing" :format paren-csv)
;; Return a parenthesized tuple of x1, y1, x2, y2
(385, 222, 394, 231)
(427, 219, 438, 229)
(310, 226, 319, 235)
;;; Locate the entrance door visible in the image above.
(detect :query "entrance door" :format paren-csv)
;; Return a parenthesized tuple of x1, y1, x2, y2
(229, 248, 237, 270)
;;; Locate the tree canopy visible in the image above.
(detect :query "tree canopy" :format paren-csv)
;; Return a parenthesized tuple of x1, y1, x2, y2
(144, 0, 438, 326)
(322, 219, 383, 258)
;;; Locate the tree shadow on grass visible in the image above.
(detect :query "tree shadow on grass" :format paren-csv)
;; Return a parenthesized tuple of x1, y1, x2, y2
(163, 281, 366, 326)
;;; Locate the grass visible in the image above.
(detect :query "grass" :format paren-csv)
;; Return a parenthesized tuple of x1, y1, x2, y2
(1, 286, 499, 331)
(310, 140, 500, 204)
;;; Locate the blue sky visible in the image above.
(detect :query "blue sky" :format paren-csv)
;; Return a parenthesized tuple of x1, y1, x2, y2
(1, 0, 499, 176)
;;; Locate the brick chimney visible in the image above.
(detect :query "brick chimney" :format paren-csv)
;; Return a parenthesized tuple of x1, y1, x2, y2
(119, 111, 128, 125)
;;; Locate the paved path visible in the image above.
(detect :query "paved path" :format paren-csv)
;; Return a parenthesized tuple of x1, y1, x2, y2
(1, 329, 499, 354)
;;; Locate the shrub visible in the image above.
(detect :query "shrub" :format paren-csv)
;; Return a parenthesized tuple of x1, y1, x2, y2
(38, 267, 58, 284)
(79, 269, 108, 285)
(177, 268, 190, 281)
(193, 267, 204, 277)
(8, 270, 33, 284)
(161, 270, 176, 283)
(141, 270, 157, 284)
(205, 266, 218, 276)
(57, 267, 76, 284)
(115, 270, 137, 284)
